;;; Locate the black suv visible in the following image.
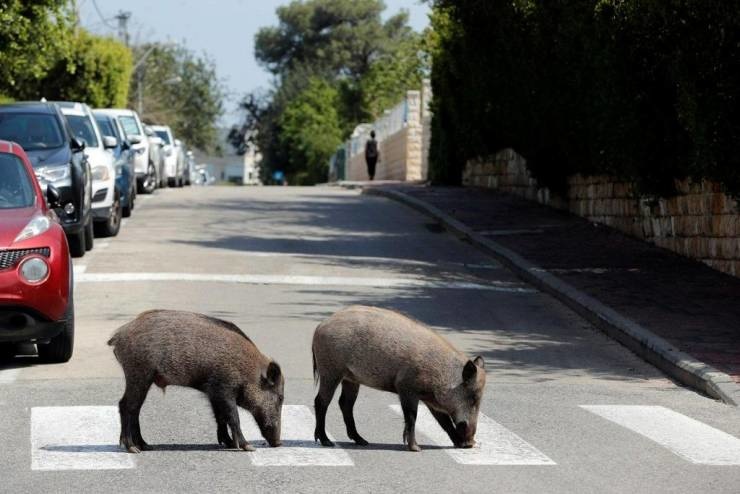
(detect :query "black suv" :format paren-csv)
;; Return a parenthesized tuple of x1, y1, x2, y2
(0, 102, 93, 257)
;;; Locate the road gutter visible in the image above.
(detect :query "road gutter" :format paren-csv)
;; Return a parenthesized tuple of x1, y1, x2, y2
(362, 186, 740, 406)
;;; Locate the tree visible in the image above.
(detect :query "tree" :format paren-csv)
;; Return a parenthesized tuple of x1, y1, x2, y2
(0, 0, 74, 99)
(130, 43, 224, 152)
(238, 0, 426, 184)
(279, 78, 343, 184)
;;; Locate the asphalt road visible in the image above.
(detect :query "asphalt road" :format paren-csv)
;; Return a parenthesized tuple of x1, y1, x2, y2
(1, 186, 739, 493)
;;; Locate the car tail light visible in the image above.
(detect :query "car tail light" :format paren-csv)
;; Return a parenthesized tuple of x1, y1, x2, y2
(18, 256, 50, 284)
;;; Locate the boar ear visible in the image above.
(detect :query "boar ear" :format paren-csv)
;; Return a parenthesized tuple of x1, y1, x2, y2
(463, 360, 478, 383)
(262, 361, 282, 387)
(473, 356, 485, 370)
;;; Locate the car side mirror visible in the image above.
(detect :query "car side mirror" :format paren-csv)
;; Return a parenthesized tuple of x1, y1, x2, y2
(128, 135, 143, 145)
(165, 147, 173, 157)
(103, 136, 118, 149)
(71, 138, 86, 153)
(46, 184, 61, 208)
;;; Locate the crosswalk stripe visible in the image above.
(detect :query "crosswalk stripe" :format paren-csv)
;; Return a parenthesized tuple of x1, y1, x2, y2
(581, 405, 740, 465)
(389, 405, 555, 465)
(239, 405, 353, 466)
(31, 406, 134, 471)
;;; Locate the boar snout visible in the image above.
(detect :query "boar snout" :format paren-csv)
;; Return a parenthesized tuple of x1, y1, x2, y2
(262, 424, 282, 447)
(455, 421, 477, 448)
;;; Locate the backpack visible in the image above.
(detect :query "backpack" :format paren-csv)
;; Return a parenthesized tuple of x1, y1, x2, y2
(365, 139, 378, 159)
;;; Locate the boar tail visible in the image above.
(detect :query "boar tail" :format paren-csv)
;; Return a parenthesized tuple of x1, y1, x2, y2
(312, 349, 318, 387)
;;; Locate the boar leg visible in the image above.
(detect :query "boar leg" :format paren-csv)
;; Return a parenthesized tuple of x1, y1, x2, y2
(338, 380, 368, 446)
(118, 378, 153, 454)
(209, 393, 254, 451)
(426, 406, 462, 447)
(399, 393, 421, 452)
(209, 398, 234, 448)
(314, 375, 340, 447)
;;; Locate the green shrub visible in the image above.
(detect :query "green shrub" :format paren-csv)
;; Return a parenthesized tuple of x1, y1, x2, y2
(429, 0, 740, 197)
(39, 30, 133, 107)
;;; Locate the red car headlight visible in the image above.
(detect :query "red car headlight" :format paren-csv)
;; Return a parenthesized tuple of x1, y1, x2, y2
(19, 256, 50, 284)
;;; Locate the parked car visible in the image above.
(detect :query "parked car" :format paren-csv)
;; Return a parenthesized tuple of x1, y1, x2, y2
(93, 111, 136, 218)
(0, 140, 74, 362)
(58, 102, 121, 238)
(144, 125, 167, 189)
(184, 150, 196, 186)
(98, 109, 156, 194)
(150, 125, 184, 187)
(0, 102, 92, 257)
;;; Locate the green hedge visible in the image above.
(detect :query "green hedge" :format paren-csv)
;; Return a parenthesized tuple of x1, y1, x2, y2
(429, 1, 740, 197)
(40, 30, 133, 107)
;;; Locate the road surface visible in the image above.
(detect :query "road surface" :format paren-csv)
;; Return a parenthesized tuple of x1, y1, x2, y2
(1, 186, 739, 493)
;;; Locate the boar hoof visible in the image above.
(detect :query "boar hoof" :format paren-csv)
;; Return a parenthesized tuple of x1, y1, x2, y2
(126, 445, 142, 454)
(237, 440, 255, 452)
(407, 444, 421, 452)
(316, 437, 335, 447)
(352, 436, 369, 446)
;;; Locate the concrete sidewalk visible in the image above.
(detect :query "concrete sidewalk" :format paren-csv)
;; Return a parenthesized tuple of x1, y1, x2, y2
(360, 184, 740, 405)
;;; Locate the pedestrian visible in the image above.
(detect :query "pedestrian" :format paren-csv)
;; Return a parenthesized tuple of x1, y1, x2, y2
(365, 130, 379, 181)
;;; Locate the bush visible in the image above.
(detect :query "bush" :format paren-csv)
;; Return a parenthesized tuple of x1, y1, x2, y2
(429, 0, 740, 197)
(40, 30, 133, 107)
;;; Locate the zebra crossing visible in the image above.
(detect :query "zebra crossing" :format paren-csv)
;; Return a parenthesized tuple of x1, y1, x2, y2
(27, 404, 740, 471)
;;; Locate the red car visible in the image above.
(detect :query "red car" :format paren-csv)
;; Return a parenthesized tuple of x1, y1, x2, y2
(0, 140, 73, 362)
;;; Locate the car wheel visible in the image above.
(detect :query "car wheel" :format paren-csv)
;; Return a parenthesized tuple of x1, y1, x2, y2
(68, 230, 86, 258)
(142, 164, 157, 194)
(167, 177, 176, 188)
(122, 186, 132, 218)
(84, 218, 94, 251)
(0, 343, 16, 361)
(38, 295, 74, 364)
(96, 191, 122, 237)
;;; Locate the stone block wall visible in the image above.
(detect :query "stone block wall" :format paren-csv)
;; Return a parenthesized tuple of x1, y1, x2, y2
(463, 149, 740, 277)
(344, 85, 428, 182)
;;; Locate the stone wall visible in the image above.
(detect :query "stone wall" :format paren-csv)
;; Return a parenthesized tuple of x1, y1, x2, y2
(342, 83, 429, 182)
(463, 149, 740, 277)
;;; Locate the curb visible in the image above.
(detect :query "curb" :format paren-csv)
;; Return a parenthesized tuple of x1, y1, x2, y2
(362, 186, 740, 406)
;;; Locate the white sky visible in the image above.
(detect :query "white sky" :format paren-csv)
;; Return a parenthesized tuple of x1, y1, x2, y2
(78, 0, 431, 125)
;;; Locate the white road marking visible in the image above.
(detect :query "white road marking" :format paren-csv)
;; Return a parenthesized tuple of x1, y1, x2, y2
(121, 219, 128, 227)
(73, 264, 87, 275)
(76, 273, 536, 293)
(239, 405, 353, 466)
(0, 367, 20, 384)
(390, 405, 555, 465)
(581, 405, 740, 465)
(76, 272, 536, 293)
(96, 242, 110, 250)
(31, 406, 134, 470)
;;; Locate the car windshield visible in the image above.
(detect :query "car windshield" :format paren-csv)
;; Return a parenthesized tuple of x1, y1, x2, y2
(119, 116, 141, 138)
(0, 113, 64, 151)
(66, 115, 99, 148)
(94, 116, 117, 139)
(154, 130, 172, 145)
(0, 153, 35, 209)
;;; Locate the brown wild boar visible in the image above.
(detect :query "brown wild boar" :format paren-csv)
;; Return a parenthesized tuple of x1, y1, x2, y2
(312, 305, 486, 452)
(108, 310, 284, 453)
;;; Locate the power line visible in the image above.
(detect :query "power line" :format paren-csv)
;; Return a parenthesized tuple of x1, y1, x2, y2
(91, 0, 117, 30)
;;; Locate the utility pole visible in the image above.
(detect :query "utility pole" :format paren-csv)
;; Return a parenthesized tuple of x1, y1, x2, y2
(114, 10, 131, 47)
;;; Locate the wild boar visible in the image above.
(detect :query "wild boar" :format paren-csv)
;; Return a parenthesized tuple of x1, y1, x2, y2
(108, 310, 284, 453)
(312, 305, 486, 452)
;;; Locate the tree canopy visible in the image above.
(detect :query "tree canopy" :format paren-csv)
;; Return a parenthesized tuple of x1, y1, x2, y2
(234, 0, 427, 184)
(130, 43, 224, 152)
